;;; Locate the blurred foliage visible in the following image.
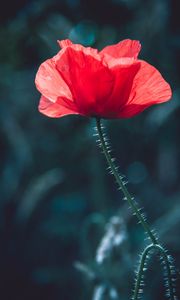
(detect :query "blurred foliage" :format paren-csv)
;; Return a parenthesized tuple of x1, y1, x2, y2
(0, 0, 180, 299)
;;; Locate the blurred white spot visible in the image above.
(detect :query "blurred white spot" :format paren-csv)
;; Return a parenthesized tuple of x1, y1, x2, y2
(109, 287, 119, 299)
(96, 216, 126, 264)
(93, 285, 106, 300)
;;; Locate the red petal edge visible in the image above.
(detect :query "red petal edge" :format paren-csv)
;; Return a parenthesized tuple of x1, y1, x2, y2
(117, 60, 172, 118)
(38, 96, 80, 118)
(57, 39, 73, 49)
(35, 58, 73, 103)
(100, 39, 141, 59)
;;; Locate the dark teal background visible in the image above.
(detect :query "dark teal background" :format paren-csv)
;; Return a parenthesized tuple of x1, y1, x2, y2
(0, 0, 180, 299)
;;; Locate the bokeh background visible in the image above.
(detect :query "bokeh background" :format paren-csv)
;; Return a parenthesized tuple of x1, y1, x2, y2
(0, 0, 180, 299)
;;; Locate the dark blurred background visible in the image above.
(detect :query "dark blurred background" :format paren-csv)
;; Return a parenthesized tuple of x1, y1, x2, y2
(0, 0, 180, 299)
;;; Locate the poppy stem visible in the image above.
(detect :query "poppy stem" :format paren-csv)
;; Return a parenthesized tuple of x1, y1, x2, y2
(95, 117, 157, 245)
(133, 244, 176, 300)
(95, 118, 176, 300)
(133, 244, 154, 300)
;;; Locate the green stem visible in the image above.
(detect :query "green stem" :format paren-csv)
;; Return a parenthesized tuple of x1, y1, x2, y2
(95, 118, 157, 245)
(95, 118, 176, 300)
(133, 244, 154, 300)
(133, 244, 175, 300)
(155, 244, 175, 300)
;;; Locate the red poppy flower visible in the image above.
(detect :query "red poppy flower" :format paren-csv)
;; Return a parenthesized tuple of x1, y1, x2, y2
(35, 39, 172, 119)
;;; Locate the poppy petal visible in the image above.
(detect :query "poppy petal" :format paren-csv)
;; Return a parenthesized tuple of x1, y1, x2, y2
(116, 103, 152, 118)
(35, 39, 172, 120)
(57, 39, 73, 48)
(38, 96, 80, 118)
(35, 57, 73, 103)
(117, 60, 172, 118)
(101, 58, 140, 118)
(56, 46, 114, 116)
(100, 39, 141, 59)
(56, 39, 99, 56)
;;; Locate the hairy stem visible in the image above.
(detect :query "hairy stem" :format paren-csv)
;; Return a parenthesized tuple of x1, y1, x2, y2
(155, 244, 175, 300)
(133, 244, 154, 300)
(95, 118, 157, 245)
(133, 244, 176, 300)
(95, 118, 176, 300)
